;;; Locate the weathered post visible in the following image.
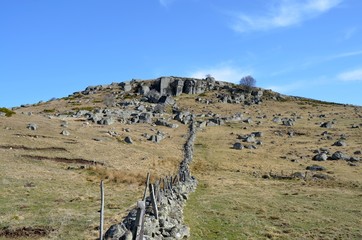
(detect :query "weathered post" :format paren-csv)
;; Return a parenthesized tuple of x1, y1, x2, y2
(99, 180, 104, 240)
(133, 200, 146, 240)
(142, 172, 150, 201)
(149, 183, 159, 219)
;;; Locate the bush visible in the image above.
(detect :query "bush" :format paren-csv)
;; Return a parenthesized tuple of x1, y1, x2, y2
(0, 107, 16, 117)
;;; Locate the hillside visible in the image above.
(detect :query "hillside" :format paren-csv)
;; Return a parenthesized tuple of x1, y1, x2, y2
(1, 76, 361, 239)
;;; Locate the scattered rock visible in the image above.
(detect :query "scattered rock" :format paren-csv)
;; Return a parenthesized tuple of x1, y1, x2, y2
(333, 140, 347, 147)
(312, 173, 331, 180)
(27, 123, 38, 131)
(124, 136, 133, 144)
(320, 121, 333, 128)
(330, 151, 349, 160)
(60, 130, 70, 136)
(233, 142, 244, 150)
(313, 153, 328, 161)
(306, 165, 326, 171)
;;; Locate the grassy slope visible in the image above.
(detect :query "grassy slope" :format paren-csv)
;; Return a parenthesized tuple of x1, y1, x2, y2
(0, 98, 187, 239)
(182, 98, 362, 239)
(1, 87, 361, 239)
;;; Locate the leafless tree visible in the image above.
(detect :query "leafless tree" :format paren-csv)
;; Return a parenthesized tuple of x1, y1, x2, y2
(239, 75, 256, 92)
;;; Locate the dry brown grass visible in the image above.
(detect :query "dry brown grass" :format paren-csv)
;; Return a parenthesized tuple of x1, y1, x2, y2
(181, 98, 362, 239)
(1, 87, 361, 239)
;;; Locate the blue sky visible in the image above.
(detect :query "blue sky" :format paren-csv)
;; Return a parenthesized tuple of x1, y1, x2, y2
(1, 0, 362, 107)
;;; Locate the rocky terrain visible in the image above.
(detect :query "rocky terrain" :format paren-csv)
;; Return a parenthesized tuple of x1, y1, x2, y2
(0, 76, 361, 239)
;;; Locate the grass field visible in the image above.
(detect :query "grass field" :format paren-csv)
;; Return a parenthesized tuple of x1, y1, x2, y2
(1, 86, 361, 239)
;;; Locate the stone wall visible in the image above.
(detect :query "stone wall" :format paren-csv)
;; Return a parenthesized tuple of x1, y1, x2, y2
(104, 118, 197, 240)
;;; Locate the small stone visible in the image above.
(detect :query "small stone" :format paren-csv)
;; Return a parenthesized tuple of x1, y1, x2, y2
(306, 165, 326, 171)
(333, 140, 347, 147)
(124, 136, 133, 144)
(27, 123, 38, 131)
(233, 142, 244, 150)
(61, 130, 70, 136)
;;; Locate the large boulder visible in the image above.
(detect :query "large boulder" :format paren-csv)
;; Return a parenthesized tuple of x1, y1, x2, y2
(313, 153, 328, 161)
(330, 151, 349, 160)
(159, 77, 173, 96)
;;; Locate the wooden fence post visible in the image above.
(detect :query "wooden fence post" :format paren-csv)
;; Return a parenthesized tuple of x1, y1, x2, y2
(149, 183, 159, 219)
(132, 200, 146, 240)
(142, 172, 150, 201)
(99, 180, 104, 240)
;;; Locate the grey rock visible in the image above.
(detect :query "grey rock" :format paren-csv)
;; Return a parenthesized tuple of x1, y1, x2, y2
(155, 119, 179, 128)
(306, 165, 326, 171)
(291, 172, 305, 179)
(146, 90, 161, 103)
(312, 173, 331, 180)
(245, 135, 256, 143)
(98, 117, 115, 125)
(159, 95, 175, 105)
(27, 123, 38, 131)
(321, 121, 333, 128)
(272, 117, 282, 123)
(60, 130, 70, 136)
(330, 151, 349, 160)
(124, 136, 133, 144)
(282, 118, 294, 126)
(313, 153, 328, 161)
(159, 77, 173, 95)
(252, 131, 263, 137)
(173, 79, 184, 96)
(104, 223, 130, 240)
(333, 140, 347, 147)
(121, 82, 132, 92)
(139, 112, 152, 124)
(140, 85, 150, 95)
(233, 142, 244, 150)
(347, 157, 360, 162)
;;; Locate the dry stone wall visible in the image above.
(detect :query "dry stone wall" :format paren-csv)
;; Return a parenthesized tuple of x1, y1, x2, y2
(104, 118, 197, 240)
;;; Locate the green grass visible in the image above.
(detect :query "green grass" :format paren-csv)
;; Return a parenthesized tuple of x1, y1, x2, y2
(0, 108, 15, 117)
(185, 175, 362, 240)
(43, 108, 56, 113)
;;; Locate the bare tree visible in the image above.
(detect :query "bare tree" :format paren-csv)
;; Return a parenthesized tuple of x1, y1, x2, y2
(239, 75, 256, 92)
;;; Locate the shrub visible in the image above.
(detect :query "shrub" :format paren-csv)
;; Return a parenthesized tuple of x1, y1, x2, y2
(0, 107, 16, 117)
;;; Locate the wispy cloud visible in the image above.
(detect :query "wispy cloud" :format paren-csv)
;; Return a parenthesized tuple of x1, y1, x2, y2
(337, 68, 362, 81)
(271, 49, 362, 77)
(232, 0, 342, 32)
(189, 65, 252, 83)
(343, 27, 358, 40)
(159, 0, 176, 8)
(264, 81, 306, 93)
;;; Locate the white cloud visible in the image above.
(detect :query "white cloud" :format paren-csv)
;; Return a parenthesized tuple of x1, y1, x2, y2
(189, 65, 252, 83)
(232, 0, 342, 32)
(337, 68, 362, 81)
